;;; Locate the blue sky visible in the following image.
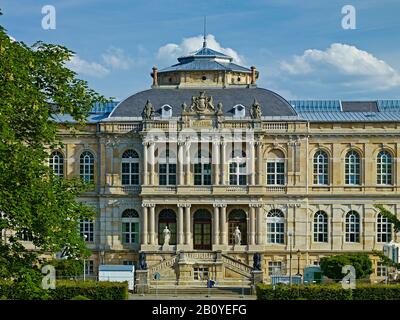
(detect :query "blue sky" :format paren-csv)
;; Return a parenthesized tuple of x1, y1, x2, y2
(1, 0, 400, 100)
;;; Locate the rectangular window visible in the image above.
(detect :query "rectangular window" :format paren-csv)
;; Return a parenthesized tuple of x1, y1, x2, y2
(376, 262, 387, 277)
(84, 260, 94, 276)
(268, 261, 283, 276)
(123, 260, 134, 266)
(122, 222, 139, 244)
(267, 161, 285, 185)
(80, 219, 94, 242)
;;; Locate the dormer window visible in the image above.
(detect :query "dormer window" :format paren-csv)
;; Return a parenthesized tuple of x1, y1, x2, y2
(233, 104, 246, 118)
(161, 105, 172, 118)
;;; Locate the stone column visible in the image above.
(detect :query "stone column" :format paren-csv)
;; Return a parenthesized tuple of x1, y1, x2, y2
(141, 204, 149, 245)
(220, 142, 227, 185)
(149, 204, 156, 245)
(184, 204, 191, 245)
(249, 141, 256, 185)
(149, 141, 155, 185)
(185, 141, 191, 185)
(212, 141, 220, 185)
(177, 204, 184, 245)
(256, 204, 263, 245)
(142, 142, 148, 185)
(220, 204, 228, 245)
(213, 204, 220, 245)
(249, 204, 256, 245)
(256, 140, 263, 185)
(178, 141, 185, 186)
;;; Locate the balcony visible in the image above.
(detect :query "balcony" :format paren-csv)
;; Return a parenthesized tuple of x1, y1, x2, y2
(105, 185, 141, 195)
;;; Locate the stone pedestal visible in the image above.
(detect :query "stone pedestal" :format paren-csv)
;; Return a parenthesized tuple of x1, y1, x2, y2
(135, 270, 149, 294)
(251, 270, 264, 295)
(162, 244, 173, 251)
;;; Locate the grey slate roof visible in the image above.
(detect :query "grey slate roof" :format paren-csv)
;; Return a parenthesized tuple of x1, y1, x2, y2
(159, 60, 251, 73)
(109, 87, 297, 118)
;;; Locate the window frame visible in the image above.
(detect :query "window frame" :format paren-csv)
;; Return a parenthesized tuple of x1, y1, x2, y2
(313, 211, 328, 243)
(266, 159, 286, 186)
(345, 211, 360, 243)
(80, 218, 94, 242)
(377, 150, 393, 186)
(121, 209, 140, 245)
(229, 150, 247, 186)
(49, 151, 64, 177)
(80, 151, 95, 183)
(158, 149, 177, 186)
(313, 150, 329, 185)
(121, 150, 140, 186)
(377, 213, 392, 243)
(345, 150, 361, 185)
(266, 209, 285, 244)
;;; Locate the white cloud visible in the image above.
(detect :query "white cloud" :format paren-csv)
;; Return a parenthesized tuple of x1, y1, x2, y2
(67, 55, 109, 77)
(157, 34, 244, 66)
(102, 47, 134, 70)
(280, 43, 400, 90)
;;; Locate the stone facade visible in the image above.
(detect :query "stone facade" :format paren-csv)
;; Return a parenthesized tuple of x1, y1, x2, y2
(47, 43, 400, 285)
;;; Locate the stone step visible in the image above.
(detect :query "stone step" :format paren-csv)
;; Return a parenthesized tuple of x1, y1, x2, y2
(147, 286, 253, 295)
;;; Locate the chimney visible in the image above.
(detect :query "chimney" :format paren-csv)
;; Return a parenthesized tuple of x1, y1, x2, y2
(152, 66, 158, 87)
(251, 66, 257, 85)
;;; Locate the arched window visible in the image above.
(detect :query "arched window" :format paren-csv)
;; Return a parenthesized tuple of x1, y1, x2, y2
(80, 151, 94, 183)
(345, 151, 361, 185)
(313, 150, 328, 185)
(158, 209, 177, 245)
(229, 150, 247, 185)
(377, 151, 393, 185)
(121, 209, 139, 244)
(121, 150, 139, 186)
(313, 211, 328, 242)
(49, 151, 64, 177)
(159, 148, 177, 186)
(377, 213, 392, 243)
(267, 150, 285, 185)
(228, 209, 247, 245)
(266, 209, 285, 244)
(194, 150, 212, 186)
(345, 211, 360, 243)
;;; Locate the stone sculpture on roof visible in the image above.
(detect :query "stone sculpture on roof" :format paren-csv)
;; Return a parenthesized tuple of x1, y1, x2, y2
(143, 99, 155, 120)
(250, 98, 262, 119)
(190, 91, 215, 114)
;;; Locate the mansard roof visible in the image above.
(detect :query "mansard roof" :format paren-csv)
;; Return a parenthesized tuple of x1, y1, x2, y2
(109, 87, 297, 118)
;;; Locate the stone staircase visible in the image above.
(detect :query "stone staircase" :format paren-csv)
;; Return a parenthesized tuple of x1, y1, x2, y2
(221, 254, 252, 278)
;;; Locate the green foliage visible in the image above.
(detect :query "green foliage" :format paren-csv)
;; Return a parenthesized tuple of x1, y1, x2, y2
(374, 204, 400, 233)
(49, 259, 84, 279)
(51, 280, 128, 300)
(71, 295, 90, 300)
(320, 253, 373, 280)
(0, 13, 108, 297)
(256, 283, 352, 300)
(257, 283, 400, 300)
(0, 280, 128, 300)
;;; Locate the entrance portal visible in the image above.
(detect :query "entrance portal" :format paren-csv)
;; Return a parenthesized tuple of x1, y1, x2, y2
(193, 209, 212, 250)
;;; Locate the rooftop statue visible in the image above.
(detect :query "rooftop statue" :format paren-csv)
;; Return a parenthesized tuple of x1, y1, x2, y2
(250, 98, 262, 119)
(182, 102, 189, 114)
(216, 102, 223, 115)
(143, 99, 155, 120)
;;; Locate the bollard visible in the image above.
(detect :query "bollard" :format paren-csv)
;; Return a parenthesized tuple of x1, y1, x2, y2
(240, 278, 244, 298)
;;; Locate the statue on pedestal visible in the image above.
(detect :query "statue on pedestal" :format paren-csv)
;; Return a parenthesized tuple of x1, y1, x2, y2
(163, 226, 171, 246)
(253, 252, 262, 271)
(234, 226, 241, 246)
(250, 98, 262, 119)
(138, 252, 148, 270)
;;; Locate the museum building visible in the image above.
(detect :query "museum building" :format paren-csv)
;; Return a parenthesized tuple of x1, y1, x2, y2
(48, 38, 400, 284)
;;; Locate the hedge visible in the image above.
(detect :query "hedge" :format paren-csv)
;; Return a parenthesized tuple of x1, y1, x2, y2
(0, 280, 128, 300)
(256, 283, 400, 300)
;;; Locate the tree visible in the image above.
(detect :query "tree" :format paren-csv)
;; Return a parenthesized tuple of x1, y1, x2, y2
(374, 204, 400, 232)
(0, 11, 107, 297)
(320, 253, 373, 281)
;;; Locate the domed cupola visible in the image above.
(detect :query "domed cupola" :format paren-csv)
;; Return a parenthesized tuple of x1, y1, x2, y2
(151, 36, 258, 89)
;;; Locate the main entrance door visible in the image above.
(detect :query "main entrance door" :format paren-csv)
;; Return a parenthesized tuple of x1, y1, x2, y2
(193, 209, 212, 250)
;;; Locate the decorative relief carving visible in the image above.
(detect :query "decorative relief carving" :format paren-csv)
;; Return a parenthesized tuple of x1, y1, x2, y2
(190, 91, 215, 114)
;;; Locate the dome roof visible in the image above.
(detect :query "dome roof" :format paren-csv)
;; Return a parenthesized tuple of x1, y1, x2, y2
(109, 87, 297, 118)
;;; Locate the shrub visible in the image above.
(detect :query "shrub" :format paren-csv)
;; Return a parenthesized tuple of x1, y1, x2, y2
(320, 253, 373, 281)
(0, 280, 128, 300)
(49, 259, 84, 279)
(71, 295, 90, 300)
(256, 283, 400, 300)
(50, 280, 128, 300)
